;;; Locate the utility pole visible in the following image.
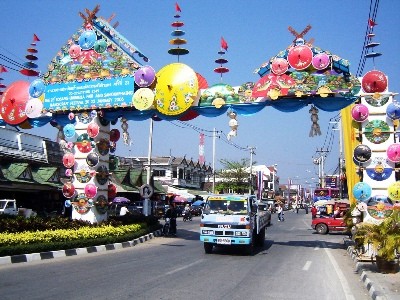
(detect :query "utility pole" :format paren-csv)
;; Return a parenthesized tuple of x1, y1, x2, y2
(315, 148, 329, 188)
(248, 146, 255, 195)
(212, 128, 216, 194)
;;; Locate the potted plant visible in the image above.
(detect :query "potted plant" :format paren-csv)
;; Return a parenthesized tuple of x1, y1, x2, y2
(353, 209, 400, 273)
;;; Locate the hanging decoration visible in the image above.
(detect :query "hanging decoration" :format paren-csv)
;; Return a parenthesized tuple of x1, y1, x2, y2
(167, 2, 189, 60)
(227, 110, 238, 140)
(20, 34, 40, 77)
(309, 106, 321, 137)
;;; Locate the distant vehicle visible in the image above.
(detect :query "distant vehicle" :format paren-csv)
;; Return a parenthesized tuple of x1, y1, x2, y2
(311, 214, 348, 234)
(190, 205, 202, 216)
(0, 199, 18, 215)
(313, 187, 340, 201)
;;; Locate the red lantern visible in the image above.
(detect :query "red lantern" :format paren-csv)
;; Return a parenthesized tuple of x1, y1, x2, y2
(62, 183, 76, 198)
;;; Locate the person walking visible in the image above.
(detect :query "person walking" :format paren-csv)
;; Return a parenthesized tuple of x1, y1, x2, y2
(277, 205, 284, 221)
(311, 205, 318, 219)
(165, 204, 177, 235)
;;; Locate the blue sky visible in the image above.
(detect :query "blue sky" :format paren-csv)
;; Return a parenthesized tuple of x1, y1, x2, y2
(1, 0, 399, 186)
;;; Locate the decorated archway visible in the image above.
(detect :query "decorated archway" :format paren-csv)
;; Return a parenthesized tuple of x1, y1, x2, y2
(0, 5, 369, 223)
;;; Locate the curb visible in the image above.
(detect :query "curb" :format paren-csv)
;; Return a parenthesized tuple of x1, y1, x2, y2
(0, 229, 163, 266)
(346, 245, 387, 300)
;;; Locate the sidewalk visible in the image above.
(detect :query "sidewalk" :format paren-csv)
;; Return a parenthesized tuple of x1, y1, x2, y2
(346, 245, 400, 300)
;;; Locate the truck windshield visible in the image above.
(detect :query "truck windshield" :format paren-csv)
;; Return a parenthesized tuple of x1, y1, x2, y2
(0, 201, 6, 209)
(206, 199, 247, 215)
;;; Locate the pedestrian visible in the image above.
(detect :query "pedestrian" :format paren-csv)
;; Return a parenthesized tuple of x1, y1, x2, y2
(119, 205, 130, 216)
(165, 203, 177, 235)
(304, 204, 309, 214)
(311, 205, 318, 219)
(277, 205, 284, 221)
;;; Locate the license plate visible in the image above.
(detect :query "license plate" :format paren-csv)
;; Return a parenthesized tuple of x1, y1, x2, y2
(217, 237, 231, 245)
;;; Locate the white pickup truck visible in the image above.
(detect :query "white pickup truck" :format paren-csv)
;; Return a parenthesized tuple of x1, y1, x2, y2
(200, 194, 271, 255)
(0, 199, 37, 217)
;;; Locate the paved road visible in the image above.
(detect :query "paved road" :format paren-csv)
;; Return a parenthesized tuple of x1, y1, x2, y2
(0, 211, 370, 300)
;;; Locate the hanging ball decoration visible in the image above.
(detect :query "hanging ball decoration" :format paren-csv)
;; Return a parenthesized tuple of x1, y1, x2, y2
(25, 98, 43, 118)
(387, 143, 400, 162)
(68, 44, 82, 59)
(110, 129, 121, 142)
(29, 78, 46, 98)
(65, 199, 72, 208)
(62, 152, 75, 168)
(84, 183, 98, 199)
(351, 104, 369, 122)
(90, 110, 97, 119)
(63, 124, 76, 139)
(68, 112, 75, 120)
(361, 70, 388, 93)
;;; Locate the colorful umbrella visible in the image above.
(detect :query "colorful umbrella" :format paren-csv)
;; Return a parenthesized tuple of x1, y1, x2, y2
(353, 182, 372, 201)
(154, 63, 198, 116)
(133, 88, 155, 110)
(351, 104, 369, 122)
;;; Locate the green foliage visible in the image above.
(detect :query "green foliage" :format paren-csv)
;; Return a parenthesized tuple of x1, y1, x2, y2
(216, 158, 253, 194)
(354, 209, 400, 261)
(0, 214, 162, 257)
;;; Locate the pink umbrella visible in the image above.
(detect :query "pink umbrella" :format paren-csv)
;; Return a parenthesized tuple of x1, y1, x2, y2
(173, 196, 187, 203)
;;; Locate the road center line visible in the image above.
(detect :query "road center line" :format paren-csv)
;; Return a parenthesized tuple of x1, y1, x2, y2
(322, 242, 355, 300)
(302, 260, 312, 271)
(165, 259, 205, 275)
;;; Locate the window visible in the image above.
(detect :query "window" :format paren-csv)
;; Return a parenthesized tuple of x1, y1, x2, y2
(153, 170, 165, 177)
(172, 170, 177, 178)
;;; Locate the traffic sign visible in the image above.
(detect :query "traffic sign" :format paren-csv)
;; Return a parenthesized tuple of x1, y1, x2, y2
(140, 184, 154, 198)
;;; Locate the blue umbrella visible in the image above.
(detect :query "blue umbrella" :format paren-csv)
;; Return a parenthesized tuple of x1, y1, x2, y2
(192, 200, 204, 206)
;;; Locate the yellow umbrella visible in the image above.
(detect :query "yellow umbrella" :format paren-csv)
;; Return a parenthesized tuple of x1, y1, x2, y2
(132, 88, 155, 110)
(154, 63, 198, 116)
(388, 181, 400, 201)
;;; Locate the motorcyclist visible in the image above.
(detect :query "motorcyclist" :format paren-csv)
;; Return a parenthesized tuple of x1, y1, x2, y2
(165, 204, 177, 235)
(183, 204, 192, 220)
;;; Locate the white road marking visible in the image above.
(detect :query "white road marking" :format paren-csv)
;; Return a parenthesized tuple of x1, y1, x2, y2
(165, 259, 205, 275)
(302, 260, 312, 271)
(314, 246, 320, 251)
(322, 242, 355, 300)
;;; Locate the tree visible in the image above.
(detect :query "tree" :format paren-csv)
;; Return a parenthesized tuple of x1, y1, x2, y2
(215, 158, 255, 194)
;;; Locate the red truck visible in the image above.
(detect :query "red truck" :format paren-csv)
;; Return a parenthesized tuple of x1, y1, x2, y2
(311, 203, 348, 234)
(311, 215, 348, 234)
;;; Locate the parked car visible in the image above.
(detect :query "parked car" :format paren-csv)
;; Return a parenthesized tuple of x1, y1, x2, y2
(311, 215, 349, 234)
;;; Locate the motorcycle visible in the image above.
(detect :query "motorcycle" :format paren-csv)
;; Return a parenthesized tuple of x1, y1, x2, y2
(182, 210, 192, 221)
(163, 218, 171, 236)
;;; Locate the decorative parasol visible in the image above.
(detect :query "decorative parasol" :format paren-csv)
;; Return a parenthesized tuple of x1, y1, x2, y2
(154, 63, 198, 116)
